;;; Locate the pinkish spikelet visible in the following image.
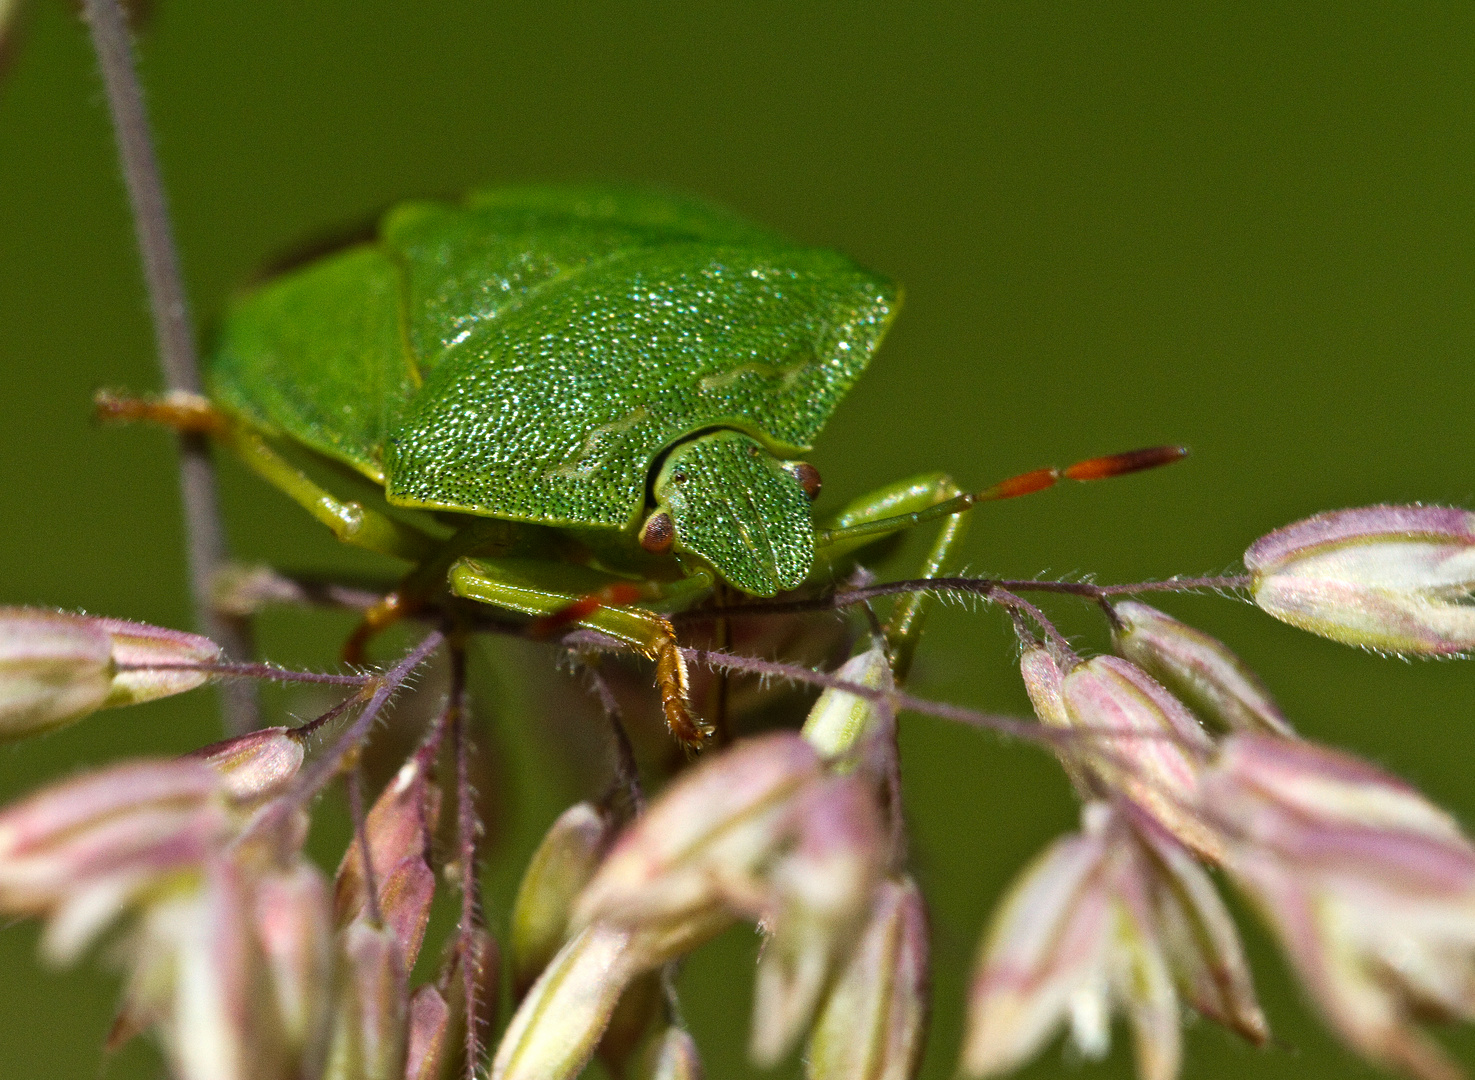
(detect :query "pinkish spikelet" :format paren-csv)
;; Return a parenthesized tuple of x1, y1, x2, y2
(192, 727, 305, 803)
(0, 758, 221, 863)
(336, 758, 441, 928)
(575, 733, 822, 938)
(1111, 601, 1293, 737)
(377, 855, 436, 975)
(404, 985, 451, 1080)
(95, 615, 221, 707)
(1206, 734, 1475, 1080)
(1245, 504, 1475, 656)
(750, 773, 887, 1066)
(1054, 656, 1219, 860)
(253, 862, 334, 1075)
(328, 919, 409, 1080)
(1245, 505, 1475, 575)
(964, 803, 1265, 1080)
(0, 758, 232, 960)
(0, 607, 112, 737)
(0, 607, 221, 738)
(146, 858, 287, 1080)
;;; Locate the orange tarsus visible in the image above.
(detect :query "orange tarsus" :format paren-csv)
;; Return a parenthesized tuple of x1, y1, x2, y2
(654, 625, 711, 751)
(342, 592, 409, 665)
(94, 389, 227, 436)
(529, 586, 710, 750)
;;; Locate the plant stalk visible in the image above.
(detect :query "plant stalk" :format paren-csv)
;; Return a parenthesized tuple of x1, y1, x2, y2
(80, 0, 256, 732)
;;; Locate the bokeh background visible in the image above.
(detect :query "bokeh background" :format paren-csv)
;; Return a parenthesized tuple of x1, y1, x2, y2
(1, 3, 1473, 1077)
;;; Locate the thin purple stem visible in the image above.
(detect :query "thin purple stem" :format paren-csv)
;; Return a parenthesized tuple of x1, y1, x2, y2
(451, 643, 481, 1080)
(115, 659, 373, 687)
(291, 692, 364, 740)
(672, 574, 1254, 623)
(274, 631, 443, 822)
(79, 0, 256, 733)
(533, 632, 1208, 761)
(577, 659, 645, 817)
(412, 685, 459, 772)
(989, 586, 1079, 665)
(684, 643, 1209, 755)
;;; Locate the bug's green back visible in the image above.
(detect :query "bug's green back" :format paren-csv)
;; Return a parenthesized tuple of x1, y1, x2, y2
(210, 246, 412, 480)
(209, 185, 899, 529)
(387, 185, 787, 372)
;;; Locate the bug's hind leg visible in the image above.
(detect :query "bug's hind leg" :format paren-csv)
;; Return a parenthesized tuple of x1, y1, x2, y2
(447, 556, 713, 749)
(96, 390, 437, 562)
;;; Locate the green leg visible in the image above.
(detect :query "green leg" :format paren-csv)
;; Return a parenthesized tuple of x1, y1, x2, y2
(221, 424, 437, 562)
(814, 445, 1188, 676)
(98, 391, 437, 562)
(815, 445, 1188, 550)
(448, 555, 715, 748)
(816, 472, 972, 681)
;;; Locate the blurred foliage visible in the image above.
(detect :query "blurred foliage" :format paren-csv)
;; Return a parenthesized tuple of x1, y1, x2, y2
(0, 3, 1472, 1078)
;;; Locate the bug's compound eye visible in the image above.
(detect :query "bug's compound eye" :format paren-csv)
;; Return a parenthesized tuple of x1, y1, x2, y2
(639, 510, 676, 555)
(787, 461, 823, 502)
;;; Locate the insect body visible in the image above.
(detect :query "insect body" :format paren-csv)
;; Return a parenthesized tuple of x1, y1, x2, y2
(104, 183, 1178, 746)
(210, 184, 896, 598)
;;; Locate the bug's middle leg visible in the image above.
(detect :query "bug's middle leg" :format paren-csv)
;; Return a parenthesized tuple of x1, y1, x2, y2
(446, 555, 714, 749)
(97, 390, 437, 562)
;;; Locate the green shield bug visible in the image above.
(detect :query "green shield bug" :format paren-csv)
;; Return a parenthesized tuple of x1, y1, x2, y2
(101, 182, 1182, 747)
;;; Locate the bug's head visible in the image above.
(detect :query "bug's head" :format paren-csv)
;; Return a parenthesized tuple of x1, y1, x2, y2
(643, 431, 820, 597)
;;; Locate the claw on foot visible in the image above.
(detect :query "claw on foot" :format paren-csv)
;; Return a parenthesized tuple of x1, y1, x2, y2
(654, 627, 712, 751)
(526, 586, 713, 749)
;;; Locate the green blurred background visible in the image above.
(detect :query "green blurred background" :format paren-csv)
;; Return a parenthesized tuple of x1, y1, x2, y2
(1, 3, 1473, 1077)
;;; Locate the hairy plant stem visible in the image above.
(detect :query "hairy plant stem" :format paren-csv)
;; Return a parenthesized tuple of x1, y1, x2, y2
(447, 644, 483, 1080)
(673, 573, 1255, 623)
(577, 658, 646, 817)
(116, 659, 374, 686)
(79, 0, 256, 733)
(512, 630, 1202, 777)
(250, 631, 444, 845)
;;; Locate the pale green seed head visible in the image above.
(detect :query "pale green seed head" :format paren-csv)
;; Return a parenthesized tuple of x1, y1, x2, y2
(652, 431, 815, 597)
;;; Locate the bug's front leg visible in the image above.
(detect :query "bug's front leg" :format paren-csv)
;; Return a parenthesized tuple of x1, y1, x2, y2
(447, 555, 715, 749)
(815, 447, 1189, 678)
(814, 473, 969, 680)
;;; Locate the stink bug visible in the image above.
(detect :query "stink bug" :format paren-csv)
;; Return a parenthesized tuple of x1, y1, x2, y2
(100, 183, 1181, 747)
